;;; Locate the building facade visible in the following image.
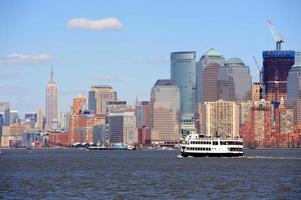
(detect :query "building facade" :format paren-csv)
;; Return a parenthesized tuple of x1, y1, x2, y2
(201, 100, 239, 138)
(287, 51, 301, 100)
(68, 111, 95, 144)
(45, 68, 58, 130)
(150, 80, 181, 145)
(135, 100, 150, 128)
(73, 94, 87, 114)
(88, 85, 117, 115)
(108, 112, 137, 145)
(252, 83, 263, 102)
(286, 51, 301, 126)
(170, 51, 196, 115)
(263, 50, 295, 102)
(219, 57, 252, 101)
(197, 48, 225, 102)
(35, 107, 43, 130)
(0, 102, 10, 126)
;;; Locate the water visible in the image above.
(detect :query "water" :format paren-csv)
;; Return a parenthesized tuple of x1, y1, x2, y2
(0, 149, 300, 199)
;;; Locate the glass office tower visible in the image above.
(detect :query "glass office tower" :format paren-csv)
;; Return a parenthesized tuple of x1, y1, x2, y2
(170, 51, 196, 116)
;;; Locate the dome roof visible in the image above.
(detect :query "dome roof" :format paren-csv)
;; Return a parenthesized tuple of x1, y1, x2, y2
(226, 57, 244, 65)
(203, 48, 223, 57)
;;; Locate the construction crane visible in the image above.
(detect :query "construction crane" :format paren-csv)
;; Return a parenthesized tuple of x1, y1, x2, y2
(253, 56, 264, 100)
(253, 56, 263, 83)
(267, 19, 284, 51)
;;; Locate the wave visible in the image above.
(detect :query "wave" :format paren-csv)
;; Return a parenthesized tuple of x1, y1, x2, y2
(241, 156, 301, 160)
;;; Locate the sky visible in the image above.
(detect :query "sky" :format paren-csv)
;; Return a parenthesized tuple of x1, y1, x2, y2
(0, 0, 300, 116)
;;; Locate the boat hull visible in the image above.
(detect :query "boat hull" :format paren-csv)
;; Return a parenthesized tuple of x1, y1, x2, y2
(181, 152, 243, 157)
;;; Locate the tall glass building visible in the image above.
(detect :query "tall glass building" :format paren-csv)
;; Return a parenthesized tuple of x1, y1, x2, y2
(170, 51, 196, 116)
(218, 57, 252, 101)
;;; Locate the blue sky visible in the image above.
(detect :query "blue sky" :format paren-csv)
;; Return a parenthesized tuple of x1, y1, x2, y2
(0, 0, 300, 116)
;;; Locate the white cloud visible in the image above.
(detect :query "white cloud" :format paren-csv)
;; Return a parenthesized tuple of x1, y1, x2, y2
(93, 75, 125, 82)
(67, 17, 123, 30)
(0, 53, 52, 65)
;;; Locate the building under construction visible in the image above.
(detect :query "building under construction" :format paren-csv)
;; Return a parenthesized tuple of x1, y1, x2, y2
(263, 50, 295, 102)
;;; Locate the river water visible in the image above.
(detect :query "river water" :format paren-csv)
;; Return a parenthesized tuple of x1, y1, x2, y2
(0, 149, 300, 199)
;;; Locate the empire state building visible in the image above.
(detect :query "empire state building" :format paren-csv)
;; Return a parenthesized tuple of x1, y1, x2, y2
(46, 67, 58, 130)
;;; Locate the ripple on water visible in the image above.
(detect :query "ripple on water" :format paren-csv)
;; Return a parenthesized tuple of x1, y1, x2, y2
(0, 149, 300, 199)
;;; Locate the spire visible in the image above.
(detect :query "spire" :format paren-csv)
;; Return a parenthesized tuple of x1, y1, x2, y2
(50, 65, 54, 81)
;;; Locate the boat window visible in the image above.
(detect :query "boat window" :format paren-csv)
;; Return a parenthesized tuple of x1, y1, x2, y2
(213, 141, 218, 145)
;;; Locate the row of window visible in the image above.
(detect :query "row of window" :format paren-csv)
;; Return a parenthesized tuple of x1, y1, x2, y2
(220, 141, 243, 145)
(190, 141, 211, 145)
(187, 147, 211, 151)
(190, 141, 243, 145)
(229, 148, 243, 151)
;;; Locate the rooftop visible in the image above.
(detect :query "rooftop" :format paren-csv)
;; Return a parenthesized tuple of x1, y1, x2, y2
(155, 79, 177, 86)
(203, 48, 223, 57)
(91, 85, 113, 89)
(226, 57, 244, 65)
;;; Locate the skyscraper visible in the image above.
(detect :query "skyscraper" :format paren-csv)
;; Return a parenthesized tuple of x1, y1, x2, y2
(35, 107, 43, 130)
(286, 51, 301, 126)
(135, 100, 150, 128)
(0, 102, 10, 126)
(88, 85, 117, 115)
(218, 57, 252, 101)
(263, 50, 295, 102)
(287, 52, 301, 99)
(10, 110, 19, 124)
(150, 80, 181, 145)
(170, 51, 196, 115)
(197, 48, 225, 102)
(45, 67, 58, 130)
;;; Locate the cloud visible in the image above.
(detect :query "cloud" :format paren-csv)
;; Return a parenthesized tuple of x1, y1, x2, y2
(0, 53, 52, 65)
(93, 75, 125, 82)
(67, 17, 123, 30)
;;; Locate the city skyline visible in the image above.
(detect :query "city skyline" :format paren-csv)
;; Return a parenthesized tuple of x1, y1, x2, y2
(1, 0, 301, 115)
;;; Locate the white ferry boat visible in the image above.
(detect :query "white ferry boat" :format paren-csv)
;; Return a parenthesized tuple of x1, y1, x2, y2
(180, 133, 243, 157)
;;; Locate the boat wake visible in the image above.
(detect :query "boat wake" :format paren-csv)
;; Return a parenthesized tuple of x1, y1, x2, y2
(240, 156, 301, 160)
